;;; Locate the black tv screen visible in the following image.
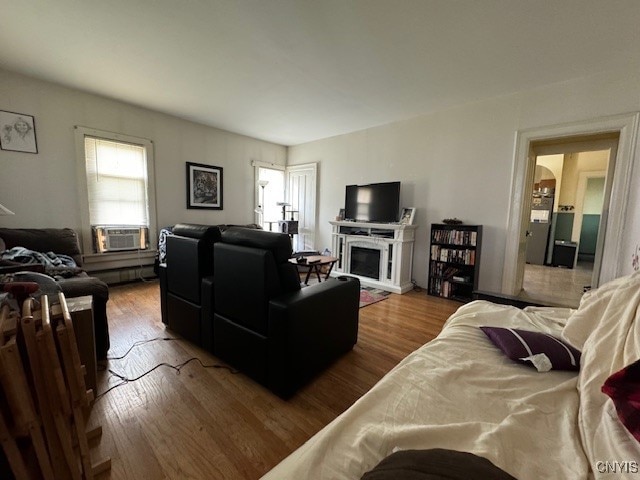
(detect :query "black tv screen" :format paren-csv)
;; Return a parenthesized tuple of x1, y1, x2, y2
(344, 181, 400, 223)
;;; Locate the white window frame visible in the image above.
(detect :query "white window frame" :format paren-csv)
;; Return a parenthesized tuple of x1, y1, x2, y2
(74, 126, 158, 270)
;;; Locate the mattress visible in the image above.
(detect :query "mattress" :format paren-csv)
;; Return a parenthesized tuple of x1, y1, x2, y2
(262, 300, 588, 479)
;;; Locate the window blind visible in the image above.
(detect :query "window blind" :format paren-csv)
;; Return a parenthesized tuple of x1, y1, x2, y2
(84, 137, 149, 226)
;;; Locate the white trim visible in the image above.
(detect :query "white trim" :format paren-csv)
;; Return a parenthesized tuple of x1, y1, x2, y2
(251, 159, 285, 171)
(74, 126, 158, 265)
(503, 113, 639, 295)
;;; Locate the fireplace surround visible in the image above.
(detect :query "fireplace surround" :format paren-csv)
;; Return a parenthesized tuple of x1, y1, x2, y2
(329, 220, 417, 294)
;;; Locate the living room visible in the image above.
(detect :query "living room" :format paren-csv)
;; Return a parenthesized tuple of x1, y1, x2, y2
(2, 1, 640, 478)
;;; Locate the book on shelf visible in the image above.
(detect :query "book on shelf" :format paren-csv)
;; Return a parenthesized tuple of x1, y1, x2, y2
(431, 228, 478, 246)
(451, 275, 470, 283)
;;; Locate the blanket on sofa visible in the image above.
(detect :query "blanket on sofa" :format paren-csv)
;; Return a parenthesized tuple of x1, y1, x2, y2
(1, 246, 84, 278)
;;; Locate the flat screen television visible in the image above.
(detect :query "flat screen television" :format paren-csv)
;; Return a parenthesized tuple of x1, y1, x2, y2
(344, 181, 401, 223)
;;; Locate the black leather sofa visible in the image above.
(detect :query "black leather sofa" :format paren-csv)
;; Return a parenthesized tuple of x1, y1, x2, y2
(0, 227, 110, 358)
(213, 227, 360, 397)
(159, 223, 220, 350)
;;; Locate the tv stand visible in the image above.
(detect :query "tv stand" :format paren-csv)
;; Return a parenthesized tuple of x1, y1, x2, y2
(329, 220, 417, 294)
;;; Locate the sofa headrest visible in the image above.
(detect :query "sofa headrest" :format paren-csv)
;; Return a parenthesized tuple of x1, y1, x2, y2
(221, 227, 292, 263)
(0, 228, 83, 266)
(171, 224, 221, 243)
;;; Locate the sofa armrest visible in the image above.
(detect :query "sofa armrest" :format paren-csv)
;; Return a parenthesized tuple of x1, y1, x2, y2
(267, 276, 360, 396)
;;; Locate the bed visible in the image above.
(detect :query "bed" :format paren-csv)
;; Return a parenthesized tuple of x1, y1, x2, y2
(262, 271, 640, 479)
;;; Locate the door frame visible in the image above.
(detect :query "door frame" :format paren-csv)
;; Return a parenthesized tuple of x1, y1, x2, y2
(502, 113, 639, 295)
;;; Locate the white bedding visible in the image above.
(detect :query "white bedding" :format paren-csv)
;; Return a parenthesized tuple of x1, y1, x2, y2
(263, 301, 589, 479)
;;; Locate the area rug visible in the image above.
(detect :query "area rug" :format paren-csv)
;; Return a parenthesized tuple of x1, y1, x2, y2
(359, 287, 391, 308)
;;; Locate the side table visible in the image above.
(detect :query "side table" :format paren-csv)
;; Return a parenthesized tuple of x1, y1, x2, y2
(288, 255, 339, 285)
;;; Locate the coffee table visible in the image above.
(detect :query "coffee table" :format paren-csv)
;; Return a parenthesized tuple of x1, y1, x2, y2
(288, 255, 339, 285)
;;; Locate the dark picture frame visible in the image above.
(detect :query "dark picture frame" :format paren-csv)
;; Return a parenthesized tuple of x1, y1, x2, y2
(186, 162, 223, 209)
(0, 110, 38, 153)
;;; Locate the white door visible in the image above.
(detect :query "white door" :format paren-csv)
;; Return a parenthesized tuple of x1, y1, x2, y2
(286, 163, 317, 252)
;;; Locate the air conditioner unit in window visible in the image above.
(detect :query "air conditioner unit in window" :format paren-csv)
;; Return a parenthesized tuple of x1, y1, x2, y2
(93, 226, 149, 253)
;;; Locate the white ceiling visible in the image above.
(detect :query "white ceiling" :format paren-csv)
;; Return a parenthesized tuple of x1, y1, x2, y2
(1, 1, 639, 146)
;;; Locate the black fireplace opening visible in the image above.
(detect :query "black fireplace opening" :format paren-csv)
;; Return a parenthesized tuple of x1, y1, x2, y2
(350, 246, 381, 279)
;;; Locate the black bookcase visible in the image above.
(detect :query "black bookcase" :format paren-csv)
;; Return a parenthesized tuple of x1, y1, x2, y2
(428, 224, 482, 302)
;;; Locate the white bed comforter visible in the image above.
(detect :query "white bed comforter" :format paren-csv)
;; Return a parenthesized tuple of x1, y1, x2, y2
(263, 301, 589, 479)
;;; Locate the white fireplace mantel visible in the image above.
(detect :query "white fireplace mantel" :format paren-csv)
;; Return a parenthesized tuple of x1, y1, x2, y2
(329, 220, 417, 294)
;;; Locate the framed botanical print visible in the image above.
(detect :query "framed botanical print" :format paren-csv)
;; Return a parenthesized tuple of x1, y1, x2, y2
(186, 162, 223, 209)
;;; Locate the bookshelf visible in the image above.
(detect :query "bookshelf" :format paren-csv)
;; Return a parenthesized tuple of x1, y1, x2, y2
(428, 224, 482, 302)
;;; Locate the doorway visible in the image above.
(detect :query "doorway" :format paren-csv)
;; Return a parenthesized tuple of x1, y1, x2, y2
(253, 161, 317, 253)
(503, 113, 639, 307)
(521, 147, 613, 307)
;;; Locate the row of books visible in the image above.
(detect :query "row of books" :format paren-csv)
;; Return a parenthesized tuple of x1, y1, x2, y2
(429, 278, 460, 298)
(431, 229, 478, 246)
(429, 262, 471, 282)
(430, 246, 476, 265)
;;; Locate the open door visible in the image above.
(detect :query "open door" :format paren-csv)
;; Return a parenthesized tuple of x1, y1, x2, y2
(504, 114, 638, 299)
(286, 163, 317, 252)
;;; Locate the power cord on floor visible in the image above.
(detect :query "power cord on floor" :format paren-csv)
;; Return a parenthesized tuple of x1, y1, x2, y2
(105, 336, 179, 360)
(95, 336, 238, 402)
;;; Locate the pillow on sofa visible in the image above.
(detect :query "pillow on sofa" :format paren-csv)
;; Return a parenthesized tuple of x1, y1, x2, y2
(602, 358, 640, 442)
(480, 326, 581, 372)
(361, 449, 516, 480)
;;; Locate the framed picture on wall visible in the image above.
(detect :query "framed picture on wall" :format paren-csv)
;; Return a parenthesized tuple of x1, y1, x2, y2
(0, 110, 38, 153)
(400, 207, 416, 225)
(186, 162, 223, 209)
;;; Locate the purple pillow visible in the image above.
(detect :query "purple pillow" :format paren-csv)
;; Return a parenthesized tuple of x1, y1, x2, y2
(480, 326, 581, 372)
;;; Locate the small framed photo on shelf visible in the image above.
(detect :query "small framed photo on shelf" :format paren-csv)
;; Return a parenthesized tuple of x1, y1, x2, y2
(337, 208, 346, 221)
(186, 162, 223, 209)
(0, 110, 38, 153)
(400, 207, 416, 225)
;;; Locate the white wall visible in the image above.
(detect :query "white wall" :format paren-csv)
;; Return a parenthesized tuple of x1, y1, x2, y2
(288, 66, 640, 292)
(0, 69, 286, 245)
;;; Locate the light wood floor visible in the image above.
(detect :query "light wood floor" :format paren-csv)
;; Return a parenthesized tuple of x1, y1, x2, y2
(90, 281, 459, 479)
(521, 261, 593, 307)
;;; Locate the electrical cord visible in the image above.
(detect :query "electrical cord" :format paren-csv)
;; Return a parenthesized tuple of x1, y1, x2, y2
(95, 336, 238, 402)
(105, 336, 178, 360)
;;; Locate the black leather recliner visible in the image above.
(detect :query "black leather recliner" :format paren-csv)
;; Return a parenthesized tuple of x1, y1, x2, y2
(159, 223, 221, 350)
(212, 227, 360, 397)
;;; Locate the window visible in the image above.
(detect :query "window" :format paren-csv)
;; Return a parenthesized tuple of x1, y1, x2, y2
(75, 127, 157, 259)
(84, 137, 149, 226)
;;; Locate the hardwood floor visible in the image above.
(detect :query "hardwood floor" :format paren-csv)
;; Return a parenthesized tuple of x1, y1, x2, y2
(91, 280, 459, 479)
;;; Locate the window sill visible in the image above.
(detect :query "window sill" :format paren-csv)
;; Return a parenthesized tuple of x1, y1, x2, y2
(83, 249, 157, 273)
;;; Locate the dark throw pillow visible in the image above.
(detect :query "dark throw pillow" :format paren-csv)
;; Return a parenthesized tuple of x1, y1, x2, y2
(480, 326, 581, 372)
(361, 449, 517, 480)
(602, 358, 640, 442)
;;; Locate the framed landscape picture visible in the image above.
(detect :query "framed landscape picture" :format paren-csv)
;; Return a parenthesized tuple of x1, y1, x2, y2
(0, 110, 38, 153)
(186, 162, 223, 209)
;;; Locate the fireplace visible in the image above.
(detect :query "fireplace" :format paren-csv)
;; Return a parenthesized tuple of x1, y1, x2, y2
(350, 246, 381, 279)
